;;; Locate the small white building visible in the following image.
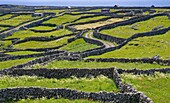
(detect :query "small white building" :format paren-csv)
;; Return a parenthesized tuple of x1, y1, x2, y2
(32, 13, 44, 17)
(101, 8, 110, 13)
(32, 12, 56, 17)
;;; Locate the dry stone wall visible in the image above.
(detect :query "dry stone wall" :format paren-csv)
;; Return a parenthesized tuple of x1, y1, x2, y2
(85, 58, 170, 66)
(93, 32, 126, 44)
(0, 87, 140, 103)
(97, 13, 167, 31)
(0, 67, 156, 103)
(13, 33, 74, 45)
(0, 50, 65, 62)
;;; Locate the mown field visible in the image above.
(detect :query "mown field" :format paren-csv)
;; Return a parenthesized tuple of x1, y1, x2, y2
(0, 7, 170, 103)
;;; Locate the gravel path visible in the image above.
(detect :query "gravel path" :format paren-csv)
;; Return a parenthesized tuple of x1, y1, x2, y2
(85, 31, 114, 48)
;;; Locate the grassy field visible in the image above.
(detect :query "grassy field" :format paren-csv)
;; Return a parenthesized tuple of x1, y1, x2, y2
(0, 58, 34, 70)
(121, 73, 170, 103)
(5, 51, 41, 56)
(0, 14, 13, 21)
(35, 9, 64, 15)
(13, 36, 72, 49)
(0, 8, 169, 103)
(0, 15, 39, 26)
(153, 9, 170, 13)
(0, 75, 118, 92)
(32, 60, 170, 70)
(43, 14, 82, 25)
(90, 31, 170, 59)
(75, 16, 108, 23)
(6, 29, 72, 40)
(87, 9, 117, 12)
(0, 40, 12, 51)
(73, 18, 124, 30)
(30, 26, 56, 31)
(0, 26, 8, 31)
(17, 98, 99, 103)
(60, 38, 99, 52)
(100, 16, 170, 38)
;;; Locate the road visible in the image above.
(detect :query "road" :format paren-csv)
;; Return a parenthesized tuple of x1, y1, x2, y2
(85, 31, 114, 48)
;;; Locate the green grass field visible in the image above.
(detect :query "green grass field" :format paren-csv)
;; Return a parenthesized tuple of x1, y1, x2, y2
(75, 16, 108, 23)
(100, 16, 170, 38)
(6, 29, 72, 40)
(0, 40, 12, 51)
(0, 75, 118, 92)
(90, 31, 170, 59)
(17, 98, 99, 103)
(0, 14, 13, 21)
(32, 60, 170, 70)
(43, 14, 82, 25)
(121, 73, 170, 103)
(5, 51, 41, 56)
(0, 58, 34, 70)
(87, 9, 117, 12)
(0, 15, 39, 26)
(0, 8, 170, 103)
(13, 36, 72, 49)
(35, 9, 64, 15)
(60, 38, 99, 52)
(0, 26, 8, 31)
(30, 26, 56, 31)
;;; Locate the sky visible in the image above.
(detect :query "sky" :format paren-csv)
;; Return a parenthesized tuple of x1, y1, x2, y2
(0, 0, 170, 6)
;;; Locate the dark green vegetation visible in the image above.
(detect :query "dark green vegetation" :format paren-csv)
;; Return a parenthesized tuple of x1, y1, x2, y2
(122, 73, 170, 103)
(0, 7, 170, 102)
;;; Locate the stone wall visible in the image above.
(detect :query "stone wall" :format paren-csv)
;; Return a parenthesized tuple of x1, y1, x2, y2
(112, 68, 154, 103)
(80, 25, 170, 59)
(68, 16, 114, 26)
(68, 31, 86, 43)
(0, 87, 140, 103)
(82, 36, 104, 46)
(97, 13, 167, 31)
(93, 32, 126, 44)
(85, 58, 170, 66)
(28, 25, 63, 33)
(2, 68, 114, 79)
(13, 33, 75, 45)
(23, 16, 54, 28)
(0, 16, 54, 40)
(117, 68, 170, 75)
(0, 67, 155, 103)
(0, 50, 65, 62)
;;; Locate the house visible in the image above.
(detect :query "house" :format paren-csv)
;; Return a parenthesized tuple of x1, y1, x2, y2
(32, 13, 44, 17)
(32, 12, 56, 17)
(101, 8, 110, 13)
(43, 12, 56, 16)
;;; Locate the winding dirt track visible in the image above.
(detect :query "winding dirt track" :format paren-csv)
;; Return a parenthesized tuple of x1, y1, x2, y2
(85, 31, 114, 48)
